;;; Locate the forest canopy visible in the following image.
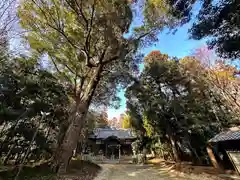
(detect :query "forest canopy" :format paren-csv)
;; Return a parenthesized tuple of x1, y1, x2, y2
(0, 0, 239, 179)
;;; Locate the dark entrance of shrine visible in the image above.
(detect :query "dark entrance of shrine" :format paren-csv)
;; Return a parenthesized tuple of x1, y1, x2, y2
(105, 136, 120, 159)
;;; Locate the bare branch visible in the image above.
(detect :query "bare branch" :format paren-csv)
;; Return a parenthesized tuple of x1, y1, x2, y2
(0, 0, 15, 19)
(0, 0, 18, 52)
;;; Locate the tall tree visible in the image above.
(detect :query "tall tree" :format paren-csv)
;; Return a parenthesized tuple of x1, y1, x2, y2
(96, 110, 108, 128)
(0, 56, 69, 166)
(18, 0, 146, 172)
(126, 51, 236, 163)
(122, 113, 132, 129)
(190, 0, 240, 59)
(192, 46, 240, 124)
(143, 0, 240, 60)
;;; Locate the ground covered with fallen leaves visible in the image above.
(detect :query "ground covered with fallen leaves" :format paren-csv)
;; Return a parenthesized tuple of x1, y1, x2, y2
(95, 161, 237, 180)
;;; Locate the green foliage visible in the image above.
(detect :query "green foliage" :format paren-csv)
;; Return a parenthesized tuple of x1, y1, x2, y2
(126, 51, 237, 163)
(142, 112, 153, 137)
(18, 0, 146, 170)
(142, 0, 240, 59)
(18, 0, 136, 106)
(142, 0, 196, 34)
(0, 56, 69, 165)
(122, 113, 132, 129)
(190, 0, 240, 59)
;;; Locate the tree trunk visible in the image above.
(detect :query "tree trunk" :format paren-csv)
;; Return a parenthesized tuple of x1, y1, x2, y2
(157, 136, 164, 158)
(14, 115, 43, 180)
(15, 153, 21, 165)
(169, 136, 180, 162)
(55, 65, 103, 174)
(0, 122, 7, 136)
(166, 125, 180, 162)
(206, 144, 222, 172)
(56, 104, 88, 173)
(3, 143, 16, 165)
(187, 141, 201, 164)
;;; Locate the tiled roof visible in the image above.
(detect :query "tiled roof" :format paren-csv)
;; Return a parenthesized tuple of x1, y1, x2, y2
(209, 126, 240, 142)
(90, 127, 136, 139)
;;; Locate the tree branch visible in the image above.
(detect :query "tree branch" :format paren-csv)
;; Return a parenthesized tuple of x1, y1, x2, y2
(49, 55, 71, 83)
(65, 0, 86, 27)
(103, 55, 119, 65)
(102, 44, 128, 65)
(74, 69, 78, 98)
(78, 0, 88, 27)
(31, 0, 77, 50)
(84, 0, 96, 68)
(53, 56, 76, 75)
(86, 0, 95, 53)
(99, 47, 107, 63)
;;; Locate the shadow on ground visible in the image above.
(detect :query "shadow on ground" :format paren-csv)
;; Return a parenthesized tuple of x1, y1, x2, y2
(0, 160, 101, 180)
(97, 162, 238, 180)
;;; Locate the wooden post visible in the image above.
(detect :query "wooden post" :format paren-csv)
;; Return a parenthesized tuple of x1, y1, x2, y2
(207, 144, 220, 169)
(119, 145, 121, 163)
(105, 144, 107, 158)
(226, 151, 240, 175)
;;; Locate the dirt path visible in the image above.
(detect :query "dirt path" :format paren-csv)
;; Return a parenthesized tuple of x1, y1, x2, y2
(95, 164, 228, 180)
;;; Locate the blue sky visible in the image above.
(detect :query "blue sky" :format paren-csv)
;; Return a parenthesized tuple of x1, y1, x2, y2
(107, 17, 207, 119)
(108, 23, 206, 119)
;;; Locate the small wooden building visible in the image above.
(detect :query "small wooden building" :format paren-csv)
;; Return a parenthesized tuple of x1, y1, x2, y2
(87, 127, 136, 159)
(207, 126, 240, 174)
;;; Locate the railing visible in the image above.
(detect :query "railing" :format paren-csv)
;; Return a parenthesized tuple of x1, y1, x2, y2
(78, 154, 120, 163)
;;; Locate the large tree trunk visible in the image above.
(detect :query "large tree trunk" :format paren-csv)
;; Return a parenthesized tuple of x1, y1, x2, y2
(56, 103, 88, 173)
(55, 65, 103, 173)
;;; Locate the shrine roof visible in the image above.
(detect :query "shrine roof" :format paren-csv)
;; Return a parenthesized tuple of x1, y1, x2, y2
(209, 126, 240, 143)
(89, 127, 136, 139)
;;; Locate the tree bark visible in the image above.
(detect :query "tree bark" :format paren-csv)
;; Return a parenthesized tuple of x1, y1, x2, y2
(56, 65, 103, 174)
(206, 144, 220, 169)
(157, 136, 164, 158)
(56, 103, 88, 173)
(0, 122, 7, 137)
(187, 141, 201, 164)
(166, 125, 180, 162)
(169, 135, 180, 162)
